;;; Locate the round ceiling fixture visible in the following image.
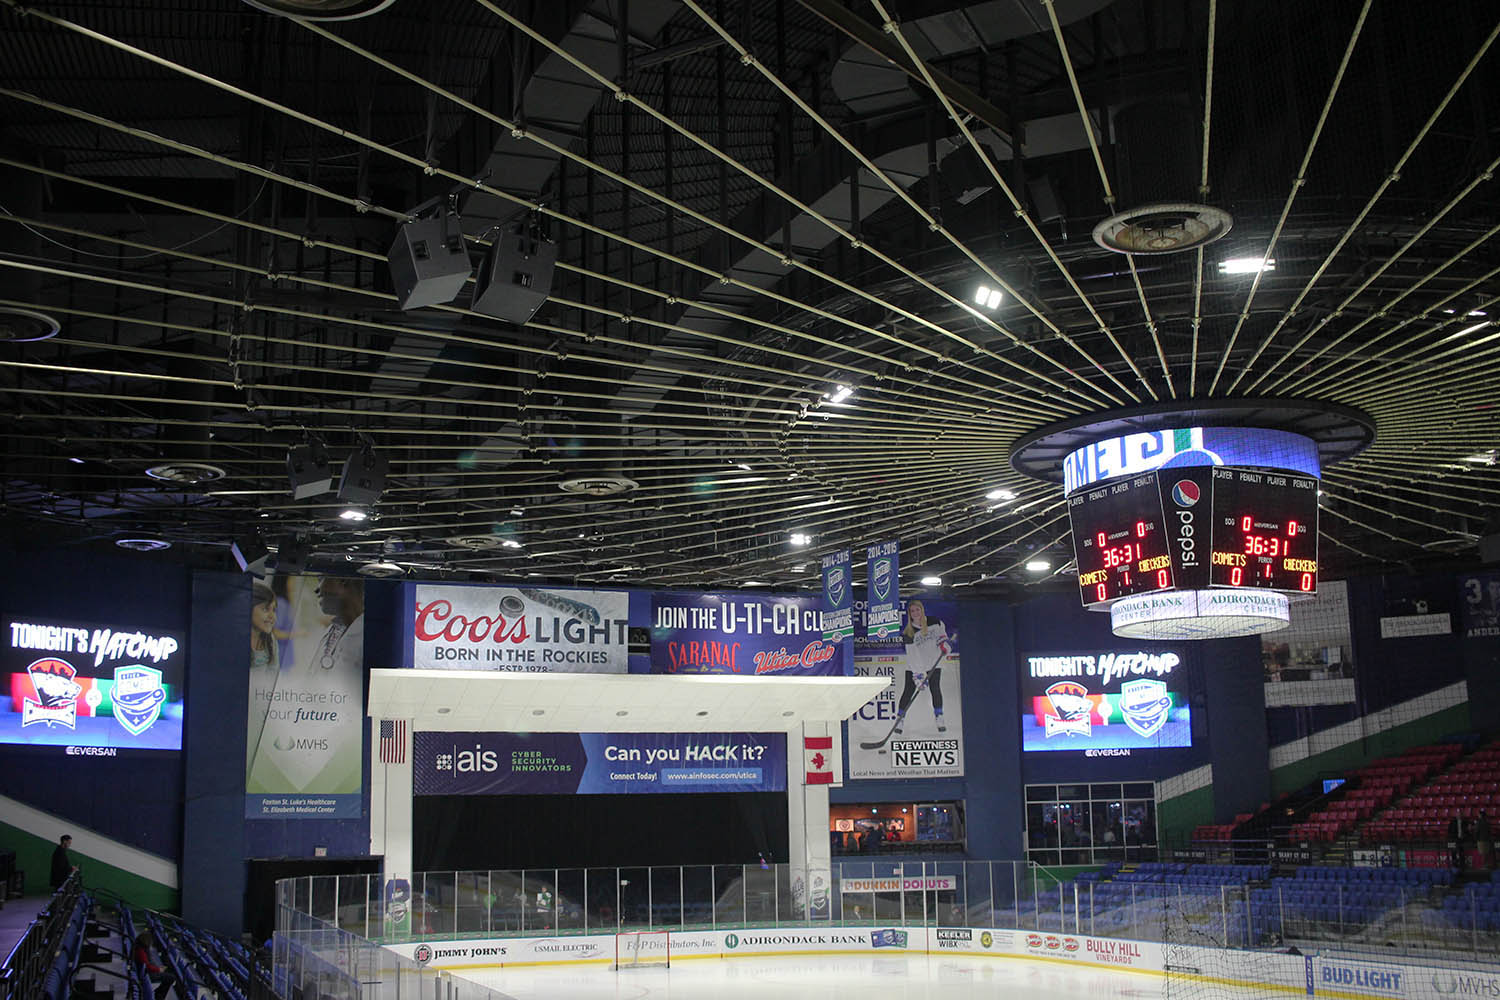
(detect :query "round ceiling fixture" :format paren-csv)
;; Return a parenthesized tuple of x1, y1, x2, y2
(1091, 203, 1233, 255)
(115, 537, 172, 552)
(145, 462, 226, 485)
(0, 306, 61, 343)
(240, 0, 398, 20)
(357, 560, 405, 579)
(559, 474, 639, 497)
(444, 534, 507, 551)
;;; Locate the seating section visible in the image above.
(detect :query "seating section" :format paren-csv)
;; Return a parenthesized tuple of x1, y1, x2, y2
(1363, 740, 1500, 844)
(1428, 870, 1500, 932)
(1291, 745, 1462, 844)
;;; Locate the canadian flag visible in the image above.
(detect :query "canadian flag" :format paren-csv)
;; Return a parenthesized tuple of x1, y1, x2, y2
(805, 735, 834, 785)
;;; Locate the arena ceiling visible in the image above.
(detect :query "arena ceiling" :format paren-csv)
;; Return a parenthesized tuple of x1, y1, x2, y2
(1, 0, 1498, 596)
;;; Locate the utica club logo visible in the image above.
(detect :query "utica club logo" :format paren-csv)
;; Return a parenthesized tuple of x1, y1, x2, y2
(1172, 479, 1201, 506)
(22, 658, 82, 729)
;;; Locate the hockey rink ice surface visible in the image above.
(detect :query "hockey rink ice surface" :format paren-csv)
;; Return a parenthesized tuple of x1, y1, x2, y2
(461, 954, 1216, 999)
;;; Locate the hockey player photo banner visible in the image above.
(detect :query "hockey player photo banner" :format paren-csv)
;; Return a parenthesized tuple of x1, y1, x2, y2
(847, 597, 964, 780)
(821, 549, 853, 643)
(865, 541, 900, 640)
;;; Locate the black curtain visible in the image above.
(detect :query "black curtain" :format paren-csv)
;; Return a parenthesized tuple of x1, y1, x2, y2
(414, 792, 788, 871)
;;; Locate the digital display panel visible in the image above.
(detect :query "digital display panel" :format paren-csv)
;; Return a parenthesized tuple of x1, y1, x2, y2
(1207, 468, 1319, 593)
(1020, 648, 1192, 754)
(1069, 473, 1175, 607)
(2, 616, 185, 753)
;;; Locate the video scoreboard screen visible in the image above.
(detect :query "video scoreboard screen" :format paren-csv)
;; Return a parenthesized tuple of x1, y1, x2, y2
(1068, 466, 1319, 607)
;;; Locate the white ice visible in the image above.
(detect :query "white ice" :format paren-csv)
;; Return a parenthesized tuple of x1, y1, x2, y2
(458, 954, 1217, 1000)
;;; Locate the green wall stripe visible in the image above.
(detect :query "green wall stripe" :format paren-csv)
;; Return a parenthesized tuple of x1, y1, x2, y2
(0, 821, 179, 912)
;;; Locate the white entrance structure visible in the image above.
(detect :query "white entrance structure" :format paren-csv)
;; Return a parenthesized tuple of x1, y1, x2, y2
(367, 669, 888, 917)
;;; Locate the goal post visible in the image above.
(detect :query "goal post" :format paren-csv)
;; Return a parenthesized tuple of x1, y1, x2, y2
(613, 929, 670, 970)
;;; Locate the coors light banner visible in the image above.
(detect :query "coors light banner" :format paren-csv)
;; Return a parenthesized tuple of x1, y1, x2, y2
(408, 584, 629, 673)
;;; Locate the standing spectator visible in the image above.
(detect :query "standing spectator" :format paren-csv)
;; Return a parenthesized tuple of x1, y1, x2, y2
(50, 834, 76, 889)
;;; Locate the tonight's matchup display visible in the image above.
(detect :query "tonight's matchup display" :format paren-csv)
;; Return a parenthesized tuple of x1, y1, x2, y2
(1070, 466, 1319, 607)
(1021, 648, 1192, 754)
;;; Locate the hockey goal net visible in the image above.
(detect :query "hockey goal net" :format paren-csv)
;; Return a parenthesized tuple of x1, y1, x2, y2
(614, 929, 670, 970)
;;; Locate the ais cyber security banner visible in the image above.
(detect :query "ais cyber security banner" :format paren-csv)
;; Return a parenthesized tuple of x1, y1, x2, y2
(847, 598, 964, 780)
(865, 541, 900, 640)
(247, 574, 364, 818)
(3, 616, 185, 752)
(649, 593, 841, 675)
(821, 549, 853, 643)
(409, 583, 629, 672)
(411, 731, 786, 795)
(1020, 648, 1191, 754)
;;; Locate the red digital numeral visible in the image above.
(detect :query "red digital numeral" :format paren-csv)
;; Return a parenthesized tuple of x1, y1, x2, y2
(1136, 521, 1146, 538)
(1300, 573, 1314, 592)
(1157, 569, 1169, 588)
(1096, 583, 1108, 602)
(1231, 567, 1243, 586)
(1241, 515, 1252, 532)
(1287, 519, 1298, 537)
(1097, 532, 1106, 549)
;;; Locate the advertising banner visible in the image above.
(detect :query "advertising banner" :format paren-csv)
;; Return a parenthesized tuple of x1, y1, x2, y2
(1262, 579, 1355, 705)
(847, 598, 964, 780)
(865, 541, 900, 640)
(1459, 572, 1500, 639)
(409, 584, 629, 672)
(411, 731, 786, 795)
(247, 574, 364, 819)
(2, 616, 185, 752)
(821, 549, 853, 643)
(649, 593, 840, 675)
(1020, 648, 1191, 754)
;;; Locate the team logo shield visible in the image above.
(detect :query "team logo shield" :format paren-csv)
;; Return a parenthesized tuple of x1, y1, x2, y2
(22, 658, 82, 729)
(873, 558, 892, 601)
(1119, 678, 1172, 738)
(112, 664, 166, 736)
(1042, 681, 1094, 738)
(825, 566, 846, 607)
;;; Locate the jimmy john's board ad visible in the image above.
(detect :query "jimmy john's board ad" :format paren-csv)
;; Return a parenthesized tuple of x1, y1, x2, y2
(407, 584, 629, 673)
(1020, 648, 1191, 755)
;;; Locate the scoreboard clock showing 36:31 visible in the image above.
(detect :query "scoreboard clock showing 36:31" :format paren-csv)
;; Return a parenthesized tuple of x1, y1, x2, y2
(1069, 467, 1319, 608)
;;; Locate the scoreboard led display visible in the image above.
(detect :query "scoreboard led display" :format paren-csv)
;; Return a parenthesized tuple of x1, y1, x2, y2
(1068, 466, 1319, 607)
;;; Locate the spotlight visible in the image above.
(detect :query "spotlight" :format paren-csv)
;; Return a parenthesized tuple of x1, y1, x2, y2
(338, 508, 369, 522)
(231, 533, 270, 574)
(920, 575, 942, 587)
(789, 532, 811, 547)
(1218, 256, 1275, 275)
(387, 208, 471, 310)
(337, 439, 388, 507)
(985, 487, 1017, 502)
(973, 285, 1003, 310)
(500, 539, 523, 549)
(471, 217, 557, 325)
(286, 435, 333, 500)
(826, 384, 854, 404)
(1025, 559, 1052, 573)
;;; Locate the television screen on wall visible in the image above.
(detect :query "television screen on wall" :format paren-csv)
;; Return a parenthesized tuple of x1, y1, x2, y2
(1020, 648, 1191, 755)
(1, 615, 185, 753)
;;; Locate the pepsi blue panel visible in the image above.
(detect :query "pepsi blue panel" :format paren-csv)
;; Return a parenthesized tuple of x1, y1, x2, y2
(1020, 649, 1192, 754)
(3, 617, 185, 752)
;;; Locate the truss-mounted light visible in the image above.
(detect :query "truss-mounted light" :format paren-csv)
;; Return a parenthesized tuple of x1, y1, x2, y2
(1025, 559, 1051, 573)
(1218, 256, 1276, 275)
(985, 487, 1017, 502)
(973, 285, 1003, 310)
(920, 575, 942, 587)
(788, 532, 812, 547)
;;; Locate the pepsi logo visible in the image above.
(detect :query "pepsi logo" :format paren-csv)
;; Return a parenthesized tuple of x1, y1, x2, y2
(1172, 480, 1201, 506)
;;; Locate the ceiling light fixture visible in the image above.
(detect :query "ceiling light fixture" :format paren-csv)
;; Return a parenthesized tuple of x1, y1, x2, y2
(920, 575, 942, 587)
(1025, 559, 1052, 573)
(826, 384, 854, 404)
(115, 538, 172, 552)
(985, 488, 1017, 502)
(973, 285, 1003, 310)
(500, 539, 524, 549)
(338, 508, 369, 522)
(743, 580, 769, 587)
(1218, 256, 1276, 275)
(788, 532, 811, 547)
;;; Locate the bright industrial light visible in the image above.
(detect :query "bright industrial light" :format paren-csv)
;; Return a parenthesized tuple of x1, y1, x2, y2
(510, 507, 525, 516)
(743, 580, 769, 586)
(920, 575, 942, 587)
(828, 384, 854, 403)
(501, 538, 523, 549)
(1456, 321, 1491, 338)
(1025, 559, 1052, 572)
(1218, 256, 1276, 275)
(789, 532, 812, 547)
(986, 487, 1017, 501)
(338, 508, 369, 521)
(1463, 451, 1497, 465)
(973, 285, 1003, 310)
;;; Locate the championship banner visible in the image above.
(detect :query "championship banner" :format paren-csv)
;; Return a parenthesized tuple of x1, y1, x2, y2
(847, 598, 964, 780)
(411, 731, 786, 795)
(649, 593, 841, 675)
(865, 541, 900, 640)
(408, 584, 628, 672)
(1459, 572, 1500, 639)
(821, 550, 853, 643)
(247, 574, 364, 818)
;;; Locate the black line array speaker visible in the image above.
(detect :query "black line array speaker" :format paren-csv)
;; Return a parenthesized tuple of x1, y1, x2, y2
(286, 440, 333, 500)
(337, 445, 389, 507)
(387, 212, 471, 310)
(471, 225, 557, 325)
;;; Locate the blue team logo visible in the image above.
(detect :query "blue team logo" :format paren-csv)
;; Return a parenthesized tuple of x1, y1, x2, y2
(1172, 480, 1201, 506)
(1119, 679, 1172, 738)
(873, 558, 893, 601)
(825, 566, 847, 606)
(111, 665, 166, 736)
(871, 928, 908, 949)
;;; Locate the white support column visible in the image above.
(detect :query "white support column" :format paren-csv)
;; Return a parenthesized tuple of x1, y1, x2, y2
(787, 721, 836, 920)
(369, 718, 414, 933)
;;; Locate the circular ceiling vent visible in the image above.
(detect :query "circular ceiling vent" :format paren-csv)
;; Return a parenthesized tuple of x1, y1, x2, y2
(559, 474, 639, 497)
(115, 537, 172, 552)
(357, 560, 406, 578)
(0, 306, 61, 342)
(240, 0, 397, 20)
(444, 534, 506, 551)
(1091, 202, 1233, 255)
(145, 462, 227, 485)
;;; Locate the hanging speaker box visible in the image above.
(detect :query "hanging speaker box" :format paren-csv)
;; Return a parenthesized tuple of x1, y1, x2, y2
(471, 227, 557, 326)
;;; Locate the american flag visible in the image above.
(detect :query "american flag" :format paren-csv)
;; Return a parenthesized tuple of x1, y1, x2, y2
(379, 719, 406, 764)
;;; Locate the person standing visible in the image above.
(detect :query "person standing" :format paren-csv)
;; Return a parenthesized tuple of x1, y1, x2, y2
(893, 600, 953, 735)
(50, 834, 76, 889)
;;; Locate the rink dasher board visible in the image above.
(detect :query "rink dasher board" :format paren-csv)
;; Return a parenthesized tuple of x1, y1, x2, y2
(382, 929, 1500, 1000)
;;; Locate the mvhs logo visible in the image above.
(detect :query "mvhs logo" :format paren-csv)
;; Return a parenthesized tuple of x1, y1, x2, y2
(22, 658, 82, 729)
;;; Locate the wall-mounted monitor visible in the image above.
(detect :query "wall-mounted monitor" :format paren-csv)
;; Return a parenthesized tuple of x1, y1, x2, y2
(2, 616, 185, 753)
(1021, 648, 1191, 755)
